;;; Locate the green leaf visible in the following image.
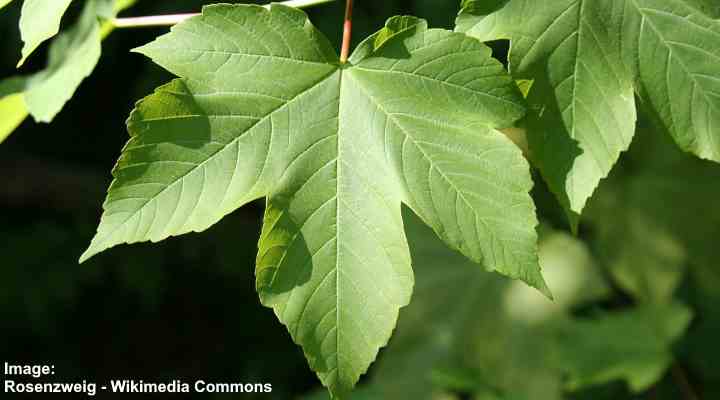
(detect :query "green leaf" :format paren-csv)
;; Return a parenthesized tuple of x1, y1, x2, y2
(302, 387, 383, 400)
(95, 0, 137, 19)
(23, 0, 102, 122)
(0, 94, 27, 143)
(82, 4, 546, 397)
(586, 121, 720, 303)
(686, 292, 720, 391)
(556, 303, 692, 392)
(1, 0, 136, 140)
(684, 0, 720, 17)
(457, 0, 720, 218)
(349, 15, 424, 61)
(0, 0, 15, 11)
(0, 77, 29, 143)
(363, 214, 608, 400)
(17, 0, 74, 67)
(591, 211, 686, 304)
(331, 211, 688, 398)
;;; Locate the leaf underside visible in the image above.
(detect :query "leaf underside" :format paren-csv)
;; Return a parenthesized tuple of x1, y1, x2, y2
(308, 214, 691, 399)
(586, 124, 720, 303)
(23, 0, 103, 123)
(457, 0, 720, 218)
(364, 217, 610, 400)
(17, 0, 74, 67)
(82, 4, 549, 397)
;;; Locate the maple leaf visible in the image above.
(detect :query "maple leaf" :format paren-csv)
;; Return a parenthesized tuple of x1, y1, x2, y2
(82, 4, 548, 397)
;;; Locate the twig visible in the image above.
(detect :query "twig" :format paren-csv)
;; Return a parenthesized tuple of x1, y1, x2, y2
(339, 0, 353, 63)
(112, 0, 335, 28)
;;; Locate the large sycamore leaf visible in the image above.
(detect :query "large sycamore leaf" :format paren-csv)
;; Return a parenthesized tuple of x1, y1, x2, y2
(457, 0, 720, 217)
(82, 4, 547, 397)
(17, 0, 74, 67)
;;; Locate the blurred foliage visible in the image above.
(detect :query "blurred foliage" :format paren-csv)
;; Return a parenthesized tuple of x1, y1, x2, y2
(1, 0, 719, 399)
(556, 303, 691, 392)
(306, 208, 700, 400)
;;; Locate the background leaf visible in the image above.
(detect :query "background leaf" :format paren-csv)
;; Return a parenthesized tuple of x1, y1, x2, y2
(556, 303, 692, 392)
(17, 0, 73, 67)
(0, 0, 14, 11)
(1, 0, 138, 140)
(305, 210, 693, 399)
(586, 117, 720, 303)
(362, 215, 607, 400)
(23, 0, 102, 122)
(0, 76, 28, 143)
(457, 0, 720, 221)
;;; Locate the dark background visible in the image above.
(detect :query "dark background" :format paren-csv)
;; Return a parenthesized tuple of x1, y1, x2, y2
(0, 1, 462, 398)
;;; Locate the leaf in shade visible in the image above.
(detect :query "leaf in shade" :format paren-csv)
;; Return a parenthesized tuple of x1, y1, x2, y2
(301, 212, 609, 400)
(1, 0, 139, 141)
(366, 214, 608, 400)
(0, 77, 29, 143)
(585, 121, 720, 303)
(302, 211, 692, 398)
(17, 0, 73, 67)
(556, 303, 692, 392)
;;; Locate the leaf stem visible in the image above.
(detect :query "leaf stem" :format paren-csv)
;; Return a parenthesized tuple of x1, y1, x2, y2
(112, 0, 335, 28)
(339, 0, 353, 63)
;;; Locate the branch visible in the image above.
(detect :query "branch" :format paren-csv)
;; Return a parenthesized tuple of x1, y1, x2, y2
(112, 0, 335, 28)
(339, 0, 353, 63)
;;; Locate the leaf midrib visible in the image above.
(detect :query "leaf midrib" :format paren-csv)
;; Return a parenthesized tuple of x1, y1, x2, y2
(345, 69, 523, 271)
